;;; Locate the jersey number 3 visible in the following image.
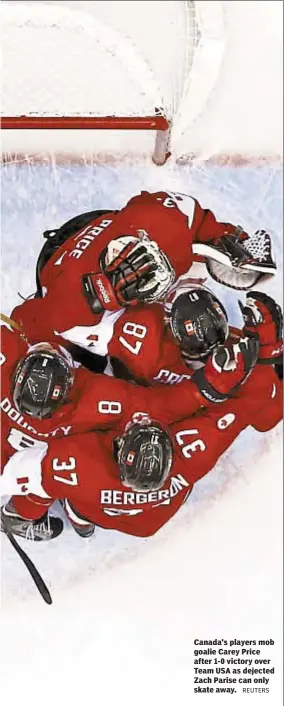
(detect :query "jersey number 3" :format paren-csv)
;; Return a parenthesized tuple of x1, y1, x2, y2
(175, 429, 206, 458)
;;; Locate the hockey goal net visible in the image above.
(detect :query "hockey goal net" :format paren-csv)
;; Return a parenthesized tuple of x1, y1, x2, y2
(1, 1, 225, 164)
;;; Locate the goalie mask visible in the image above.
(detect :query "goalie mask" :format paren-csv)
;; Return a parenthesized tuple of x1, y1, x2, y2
(115, 418, 173, 492)
(13, 343, 74, 420)
(165, 284, 229, 360)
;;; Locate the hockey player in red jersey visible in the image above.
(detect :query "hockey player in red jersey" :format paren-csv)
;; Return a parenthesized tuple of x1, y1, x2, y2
(1, 357, 282, 540)
(1, 316, 260, 480)
(2, 319, 252, 476)
(11, 191, 276, 359)
(1, 291, 282, 540)
(107, 282, 233, 385)
(86, 284, 284, 409)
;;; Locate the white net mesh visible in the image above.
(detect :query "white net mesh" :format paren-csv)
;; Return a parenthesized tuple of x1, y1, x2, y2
(0, 1, 232, 162)
(1, 0, 197, 119)
(1, 2, 280, 163)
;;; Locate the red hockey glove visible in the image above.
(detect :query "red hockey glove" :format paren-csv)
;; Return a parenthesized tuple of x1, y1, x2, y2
(102, 236, 175, 307)
(239, 291, 283, 364)
(82, 272, 120, 313)
(82, 240, 163, 313)
(191, 336, 259, 404)
(103, 240, 159, 306)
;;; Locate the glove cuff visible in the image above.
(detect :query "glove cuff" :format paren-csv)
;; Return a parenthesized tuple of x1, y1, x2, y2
(258, 340, 283, 364)
(191, 369, 230, 404)
(82, 272, 119, 313)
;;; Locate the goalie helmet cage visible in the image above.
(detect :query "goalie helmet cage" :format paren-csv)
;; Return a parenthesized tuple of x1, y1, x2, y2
(0, 1, 226, 165)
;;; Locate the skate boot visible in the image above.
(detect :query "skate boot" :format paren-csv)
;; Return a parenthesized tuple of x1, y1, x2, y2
(1, 500, 63, 541)
(61, 499, 95, 538)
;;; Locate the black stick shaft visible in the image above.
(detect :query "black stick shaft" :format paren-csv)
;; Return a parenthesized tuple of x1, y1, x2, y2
(5, 530, 52, 605)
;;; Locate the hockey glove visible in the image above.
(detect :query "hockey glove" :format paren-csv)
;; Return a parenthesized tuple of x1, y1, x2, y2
(203, 227, 276, 291)
(191, 336, 259, 404)
(82, 244, 161, 313)
(102, 236, 175, 307)
(82, 272, 120, 313)
(239, 291, 283, 364)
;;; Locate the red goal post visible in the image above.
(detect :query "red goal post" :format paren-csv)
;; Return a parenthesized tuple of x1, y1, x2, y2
(1, 114, 171, 166)
(0, 1, 225, 165)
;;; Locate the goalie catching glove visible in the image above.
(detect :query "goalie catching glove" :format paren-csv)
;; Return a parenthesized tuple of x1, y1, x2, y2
(239, 291, 283, 365)
(191, 336, 259, 404)
(196, 227, 277, 291)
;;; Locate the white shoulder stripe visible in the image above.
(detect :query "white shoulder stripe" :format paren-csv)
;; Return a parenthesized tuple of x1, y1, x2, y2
(55, 309, 124, 357)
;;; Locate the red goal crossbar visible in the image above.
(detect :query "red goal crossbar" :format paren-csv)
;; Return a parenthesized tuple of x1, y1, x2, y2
(1, 114, 171, 164)
(1, 115, 169, 130)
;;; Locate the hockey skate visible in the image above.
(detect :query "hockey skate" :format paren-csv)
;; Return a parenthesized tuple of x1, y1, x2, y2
(70, 523, 95, 539)
(193, 227, 276, 290)
(1, 500, 63, 541)
(61, 499, 95, 538)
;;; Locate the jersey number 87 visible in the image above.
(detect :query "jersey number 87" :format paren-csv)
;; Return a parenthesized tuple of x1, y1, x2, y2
(119, 322, 147, 355)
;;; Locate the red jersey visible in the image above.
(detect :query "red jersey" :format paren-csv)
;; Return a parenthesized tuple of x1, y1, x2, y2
(0, 323, 217, 472)
(83, 302, 246, 389)
(108, 304, 193, 385)
(6, 363, 282, 537)
(11, 191, 237, 351)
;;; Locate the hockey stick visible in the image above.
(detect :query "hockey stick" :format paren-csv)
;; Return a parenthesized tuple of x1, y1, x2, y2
(1, 311, 52, 603)
(1, 313, 28, 344)
(3, 524, 52, 605)
(0, 312, 23, 331)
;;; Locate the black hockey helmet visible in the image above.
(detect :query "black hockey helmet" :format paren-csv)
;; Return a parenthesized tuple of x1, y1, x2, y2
(13, 343, 74, 420)
(165, 284, 229, 360)
(116, 417, 173, 492)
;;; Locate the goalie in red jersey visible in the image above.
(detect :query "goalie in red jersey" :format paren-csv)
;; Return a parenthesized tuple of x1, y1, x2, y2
(11, 191, 276, 361)
(1, 291, 282, 541)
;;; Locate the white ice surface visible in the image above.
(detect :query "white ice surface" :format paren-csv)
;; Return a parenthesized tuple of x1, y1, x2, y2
(0, 161, 283, 705)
